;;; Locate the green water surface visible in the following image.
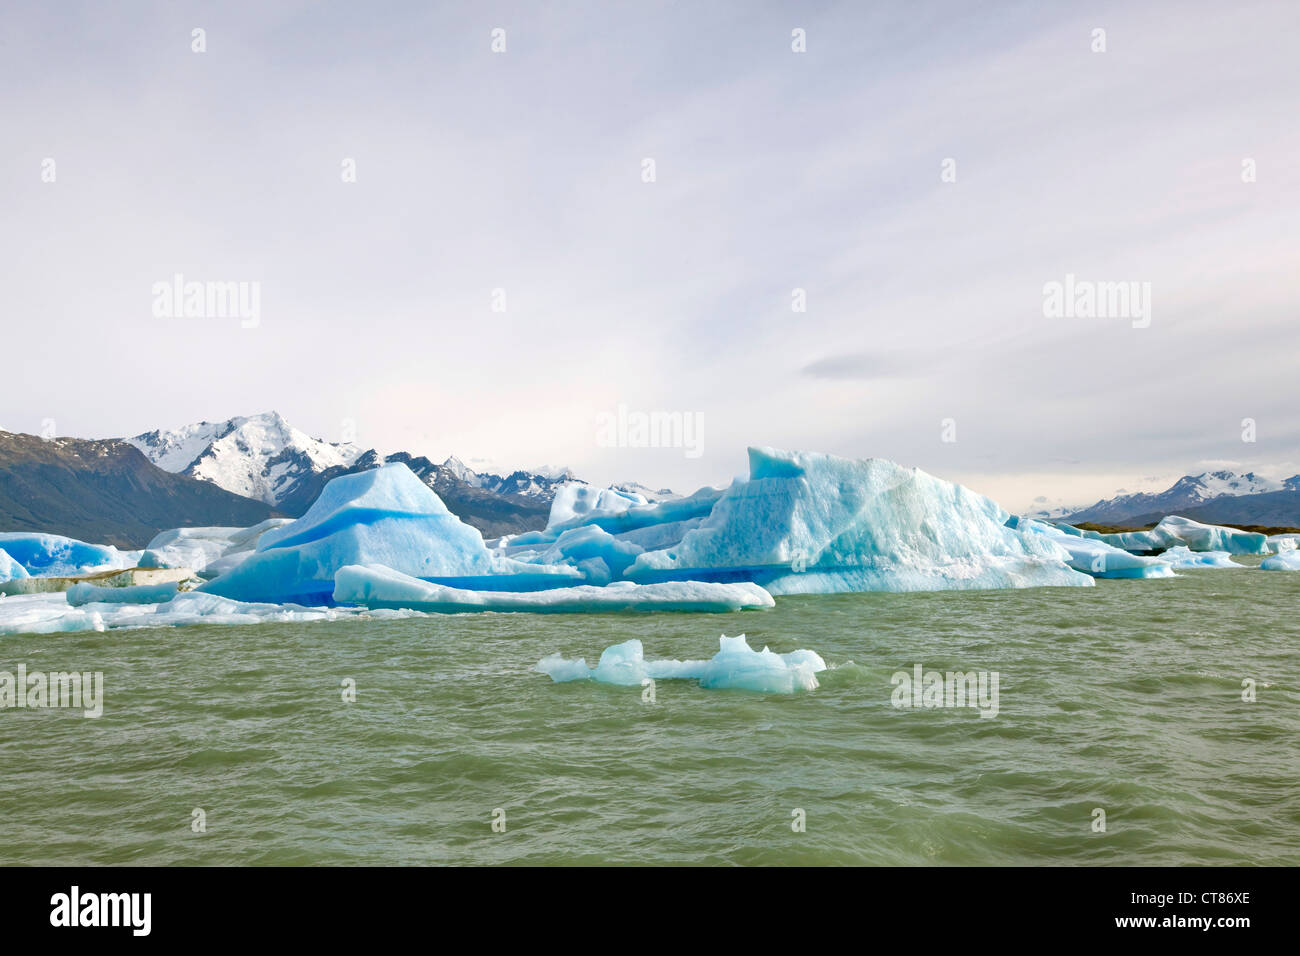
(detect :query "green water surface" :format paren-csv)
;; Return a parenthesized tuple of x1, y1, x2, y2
(2, 566, 1296, 865)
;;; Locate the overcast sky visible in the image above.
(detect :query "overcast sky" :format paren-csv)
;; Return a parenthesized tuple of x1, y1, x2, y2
(2, 0, 1297, 511)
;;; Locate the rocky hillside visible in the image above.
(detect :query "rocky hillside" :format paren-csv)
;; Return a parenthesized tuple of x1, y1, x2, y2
(0, 430, 278, 548)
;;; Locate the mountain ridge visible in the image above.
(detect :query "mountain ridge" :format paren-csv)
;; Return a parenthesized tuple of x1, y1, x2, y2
(125, 412, 596, 537)
(0, 430, 279, 548)
(1067, 469, 1300, 526)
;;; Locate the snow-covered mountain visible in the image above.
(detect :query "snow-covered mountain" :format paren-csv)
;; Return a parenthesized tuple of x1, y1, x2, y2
(123, 412, 608, 535)
(1068, 470, 1300, 526)
(126, 412, 365, 508)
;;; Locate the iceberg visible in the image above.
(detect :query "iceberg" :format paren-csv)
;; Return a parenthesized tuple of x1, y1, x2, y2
(201, 463, 582, 605)
(0, 532, 130, 577)
(1260, 550, 1300, 571)
(333, 564, 774, 613)
(621, 448, 1092, 594)
(1151, 516, 1267, 554)
(1087, 516, 1268, 555)
(1156, 546, 1241, 570)
(1267, 534, 1300, 554)
(1009, 517, 1174, 579)
(536, 634, 826, 692)
(137, 518, 293, 576)
(0, 549, 29, 584)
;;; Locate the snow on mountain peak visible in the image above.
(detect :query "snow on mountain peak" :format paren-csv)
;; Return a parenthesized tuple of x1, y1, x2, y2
(126, 412, 363, 507)
(1068, 466, 1296, 525)
(439, 456, 480, 485)
(1191, 470, 1283, 499)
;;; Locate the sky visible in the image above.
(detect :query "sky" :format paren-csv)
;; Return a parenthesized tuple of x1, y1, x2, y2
(2, 0, 1298, 512)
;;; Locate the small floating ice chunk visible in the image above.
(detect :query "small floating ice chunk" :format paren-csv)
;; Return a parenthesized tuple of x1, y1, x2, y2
(1261, 550, 1300, 571)
(535, 653, 597, 682)
(536, 634, 826, 693)
(1156, 546, 1240, 570)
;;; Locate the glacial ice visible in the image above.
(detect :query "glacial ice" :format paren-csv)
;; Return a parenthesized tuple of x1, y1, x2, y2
(138, 518, 293, 576)
(1260, 550, 1300, 571)
(1267, 534, 1300, 554)
(544, 484, 648, 531)
(0, 590, 367, 635)
(0, 549, 29, 583)
(619, 448, 1092, 594)
(536, 634, 827, 692)
(201, 463, 582, 605)
(1085, 516, 1268, 555)
(1152, 516, 1268, 554)
(1155, 546, 1241, 570)
(66, 581, 184, 606)
(1008, 517, 1174, 579)
(333, 564, 775, 613)
(0, 532, 130, 577)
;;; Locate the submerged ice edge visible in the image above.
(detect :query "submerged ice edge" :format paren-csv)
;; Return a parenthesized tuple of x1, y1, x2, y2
(536, 635, 828, 694)
(0, 591, 430, 636)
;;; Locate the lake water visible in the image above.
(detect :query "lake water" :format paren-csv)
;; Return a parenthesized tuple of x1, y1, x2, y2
(2, 563, 1296, 865)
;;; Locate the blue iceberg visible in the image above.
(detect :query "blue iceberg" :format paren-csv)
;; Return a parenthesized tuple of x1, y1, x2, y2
(0, 533, 127, 577)
(620, 448, 1091, 594)
(201, 463, 583, 604)
(537, 634, 827, 692)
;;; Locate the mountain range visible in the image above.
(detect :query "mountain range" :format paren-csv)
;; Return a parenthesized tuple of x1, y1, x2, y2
(120, 411, 608, 539)
(1067, 470, 1300, 527)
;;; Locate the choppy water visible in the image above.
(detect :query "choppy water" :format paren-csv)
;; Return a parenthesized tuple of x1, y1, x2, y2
(2, 564, 1297, 865)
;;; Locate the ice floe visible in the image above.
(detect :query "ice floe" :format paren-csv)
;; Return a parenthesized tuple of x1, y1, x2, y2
(1260, 550, 1300, 571)
(333, 564, 774, 613)
(1155, 546, 1241, 570)
(0, 591, 359, 635)
(536, 634, 826, 692)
